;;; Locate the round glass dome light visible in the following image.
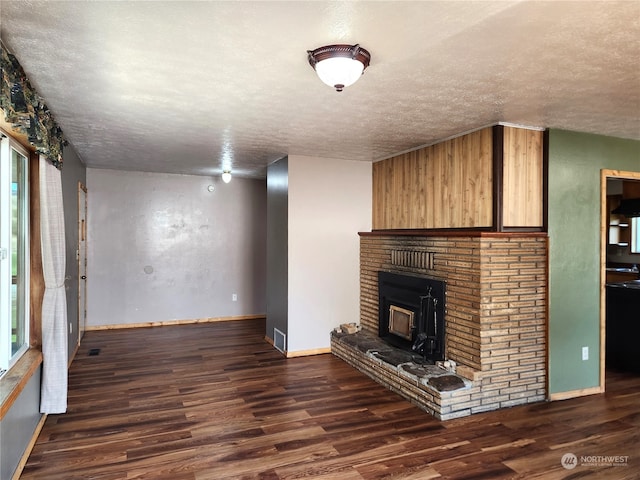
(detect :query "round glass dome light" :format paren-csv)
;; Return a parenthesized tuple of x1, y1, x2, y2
(308, 44, 371, 92)
(315, 57, 365, 91)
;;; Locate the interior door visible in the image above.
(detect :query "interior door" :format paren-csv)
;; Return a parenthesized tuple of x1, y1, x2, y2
(78, 183, 87, 343)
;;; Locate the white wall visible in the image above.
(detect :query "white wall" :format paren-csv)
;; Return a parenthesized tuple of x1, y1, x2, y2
(287, 155, 371, 353)
(86, 169, 266, 326)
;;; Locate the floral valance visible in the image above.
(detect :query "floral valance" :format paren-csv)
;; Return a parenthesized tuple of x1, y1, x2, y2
(1, 45, 66, 169)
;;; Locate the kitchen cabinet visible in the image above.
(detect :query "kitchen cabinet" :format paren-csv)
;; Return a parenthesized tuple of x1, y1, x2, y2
(607, 193, 631, 247)
(608, 214, 629, 246)
(606, 282, 640, 373)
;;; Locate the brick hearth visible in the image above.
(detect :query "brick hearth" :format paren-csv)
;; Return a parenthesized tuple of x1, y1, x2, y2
(330, 232, 548, 419)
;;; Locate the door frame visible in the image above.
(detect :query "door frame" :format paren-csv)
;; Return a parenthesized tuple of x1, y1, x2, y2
(599, 169, 640, 390)
(77, 182, 87, 344)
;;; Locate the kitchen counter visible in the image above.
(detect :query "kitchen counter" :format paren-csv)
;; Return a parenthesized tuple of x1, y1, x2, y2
(605, 267, 639, 284)
(606, 279, 640, 290)
(606, 267, 639, 273)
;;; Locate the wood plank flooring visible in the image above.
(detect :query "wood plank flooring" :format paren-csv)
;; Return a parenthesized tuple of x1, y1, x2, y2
(21, 319, 639, 479)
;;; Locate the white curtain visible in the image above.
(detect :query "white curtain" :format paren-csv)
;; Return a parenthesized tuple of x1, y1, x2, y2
(39, 156, 68, 414)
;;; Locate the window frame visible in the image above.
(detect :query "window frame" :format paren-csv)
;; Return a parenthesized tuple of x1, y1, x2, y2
(0, 132, 30, 374)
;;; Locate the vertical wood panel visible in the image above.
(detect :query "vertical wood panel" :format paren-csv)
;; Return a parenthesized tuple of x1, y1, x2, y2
(371, 161, 385, 229)
(476, 127, 494, 227)
(452, 135, 466, 226)
(386, 157, 398, 228)
(443, 138, 453, 227)
(502, 127, 543, 227)
(392, 154, 412, 228)
(371, 127, 494, 230)
(386, 156, 399, 228)
(432, 141, 447, 228)
(421, 148, 435, 228)
(408, 150, 424, 228)
(29, 153, 43, 349)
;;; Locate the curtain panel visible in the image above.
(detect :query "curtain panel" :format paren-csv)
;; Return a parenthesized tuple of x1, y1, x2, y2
(39, 156, 68, 414)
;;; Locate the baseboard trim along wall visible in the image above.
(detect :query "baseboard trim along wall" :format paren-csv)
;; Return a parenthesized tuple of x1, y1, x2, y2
(549, 385, 603, 401)
(286, 348, 332, 358)
(85, 314, 266, 331)
(263, 335, 332, 358)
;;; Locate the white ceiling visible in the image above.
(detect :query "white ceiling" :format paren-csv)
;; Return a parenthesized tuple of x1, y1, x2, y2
(1, 1, 639, 179)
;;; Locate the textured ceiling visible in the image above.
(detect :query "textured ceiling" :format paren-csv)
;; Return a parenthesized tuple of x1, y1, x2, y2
(1, 1, 639, 179)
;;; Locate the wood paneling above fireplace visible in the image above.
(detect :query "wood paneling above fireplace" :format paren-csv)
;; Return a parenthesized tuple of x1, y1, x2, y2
(372, 125, 545, 232)
(502, 127, 544, 227)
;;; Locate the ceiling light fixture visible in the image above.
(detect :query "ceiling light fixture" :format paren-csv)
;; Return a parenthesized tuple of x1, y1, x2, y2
(221, 170, 232, 183)
(307, 44, 371, 92)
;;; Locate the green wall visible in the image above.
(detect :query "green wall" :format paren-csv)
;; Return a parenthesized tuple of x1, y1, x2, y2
(548, 129, 640, 395)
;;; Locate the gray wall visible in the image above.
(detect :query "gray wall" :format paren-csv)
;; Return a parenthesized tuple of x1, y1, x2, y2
(0, 362, 41, 479)
(548, 129, 640, 395)
(86, 169, 266, 326)
(266, 157, 289, 346)
(61, 144, 87, 359)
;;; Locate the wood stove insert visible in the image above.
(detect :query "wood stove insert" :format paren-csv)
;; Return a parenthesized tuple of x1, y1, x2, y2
(378, 271, 445, 363)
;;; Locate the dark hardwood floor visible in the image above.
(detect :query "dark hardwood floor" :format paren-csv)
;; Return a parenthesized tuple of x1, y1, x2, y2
(21, 319, 639, 479)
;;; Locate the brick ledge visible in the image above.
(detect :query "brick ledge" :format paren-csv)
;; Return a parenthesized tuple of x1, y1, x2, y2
(331, 330, 475, 421)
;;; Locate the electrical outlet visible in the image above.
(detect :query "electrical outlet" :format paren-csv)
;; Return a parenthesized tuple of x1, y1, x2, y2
(232, 293, 237, 302)
(582, 346, 589, 361)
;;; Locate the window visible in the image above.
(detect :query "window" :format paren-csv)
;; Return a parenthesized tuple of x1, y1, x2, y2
(0, 134, 30, 374)
(632, 217, 640, 254)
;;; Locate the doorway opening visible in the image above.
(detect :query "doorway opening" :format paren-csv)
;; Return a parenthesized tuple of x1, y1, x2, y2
(600, 170, 640, 390)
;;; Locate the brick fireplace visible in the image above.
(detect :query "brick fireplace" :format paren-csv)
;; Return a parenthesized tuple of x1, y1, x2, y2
(331, 231, 548, 419)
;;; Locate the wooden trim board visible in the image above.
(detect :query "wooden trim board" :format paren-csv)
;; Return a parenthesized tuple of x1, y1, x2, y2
(85, 315, 266, 331)
(286, 348, 332, 358)
(0, 349, 43, 420)
(549, 386, 603, 402)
